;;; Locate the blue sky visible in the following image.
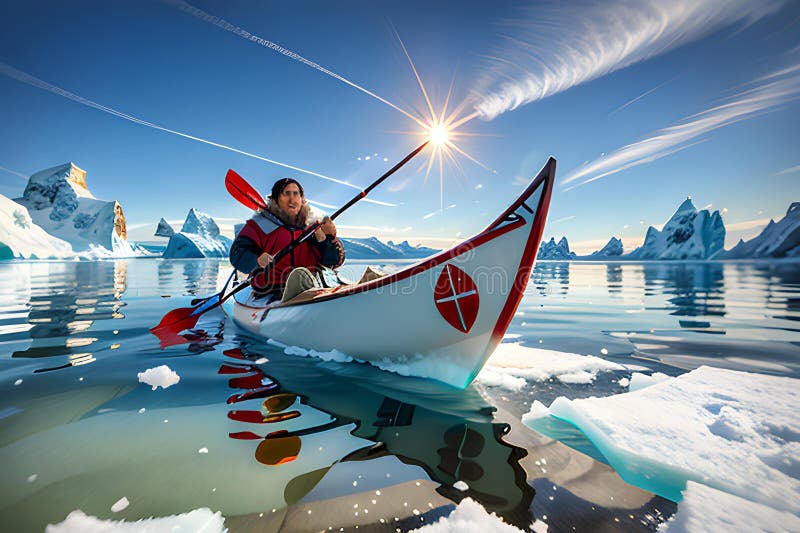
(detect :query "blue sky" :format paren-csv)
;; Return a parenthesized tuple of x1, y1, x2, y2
(1, 0, 798, 253)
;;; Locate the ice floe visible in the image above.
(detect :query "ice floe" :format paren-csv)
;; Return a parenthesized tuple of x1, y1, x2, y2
(137, 365, 180, 390)
(409, 497, 524, 532)
(111, 497, 129, 512)
(477, 343, 626, 389)
(524, 366, 800, 515)
(45, 508, 225, 532)
(267, 338, 353, 363)
(658, 481, 800, 532)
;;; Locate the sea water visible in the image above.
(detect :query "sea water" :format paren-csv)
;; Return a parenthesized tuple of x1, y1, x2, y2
(0, 259, 797, 532)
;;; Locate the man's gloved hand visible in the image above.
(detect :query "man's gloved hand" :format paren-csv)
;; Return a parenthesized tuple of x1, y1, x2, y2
(314, 216, 337, 242)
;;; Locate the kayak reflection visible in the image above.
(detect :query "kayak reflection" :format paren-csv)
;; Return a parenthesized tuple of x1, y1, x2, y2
(221, 342, 534, 528)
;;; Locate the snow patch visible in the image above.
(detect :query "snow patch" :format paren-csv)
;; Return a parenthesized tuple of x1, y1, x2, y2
(629, 371, 672, 391)
(0, 194, 74, 259)
(137, 365, 180, 390)
(409, 497, 524, 532)
(453, 480, 469, 491)
(45, 508, 225, 533)
(658, 481, 800, 532)
(477, 343, 625, 389)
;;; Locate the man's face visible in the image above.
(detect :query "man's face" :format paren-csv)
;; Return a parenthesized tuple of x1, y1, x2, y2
(277, 183, 302, 218)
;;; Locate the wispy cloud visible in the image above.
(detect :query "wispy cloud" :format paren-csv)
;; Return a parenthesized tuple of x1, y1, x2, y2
(726, 217, 772, 231)
(560, 62, 800, 190)
(474, 0, 785, 120)
(775, 164, 800, 175)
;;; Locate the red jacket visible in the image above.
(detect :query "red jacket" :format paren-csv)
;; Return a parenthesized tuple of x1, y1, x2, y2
(230, 211, 345, 290)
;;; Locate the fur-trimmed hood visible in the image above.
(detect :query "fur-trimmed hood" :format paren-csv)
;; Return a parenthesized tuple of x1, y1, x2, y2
(248, 198, 324, 235)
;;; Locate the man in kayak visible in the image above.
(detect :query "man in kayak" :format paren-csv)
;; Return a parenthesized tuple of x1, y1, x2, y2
(230, 177, 345, 302)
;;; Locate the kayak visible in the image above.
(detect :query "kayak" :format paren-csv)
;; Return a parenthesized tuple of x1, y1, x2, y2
(231, 157, 555, 388)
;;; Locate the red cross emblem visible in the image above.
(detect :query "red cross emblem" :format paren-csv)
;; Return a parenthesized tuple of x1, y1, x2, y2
(434, 264, 479, 333)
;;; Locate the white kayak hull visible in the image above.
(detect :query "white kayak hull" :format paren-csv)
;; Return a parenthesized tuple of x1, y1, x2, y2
(232, 158, 555, 388)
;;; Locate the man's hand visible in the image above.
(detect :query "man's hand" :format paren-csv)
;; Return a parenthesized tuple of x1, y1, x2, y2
(257, 252, 274, 267)
(314, 216, 336, 242)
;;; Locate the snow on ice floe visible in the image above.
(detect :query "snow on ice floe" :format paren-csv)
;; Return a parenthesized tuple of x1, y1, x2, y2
(657, 481, 800, 533)
(409, 498, 528, 532)
(523, 366, 800, 515)
(137, 365, 180, 390)
(476, 342, 626, 390)
(45, 508, 225, 533)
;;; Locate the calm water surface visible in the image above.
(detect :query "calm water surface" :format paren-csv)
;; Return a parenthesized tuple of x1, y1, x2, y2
(0, 259, 798, 532)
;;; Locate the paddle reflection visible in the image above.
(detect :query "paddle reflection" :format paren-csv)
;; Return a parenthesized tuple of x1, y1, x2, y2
(219, 343, 534, 529)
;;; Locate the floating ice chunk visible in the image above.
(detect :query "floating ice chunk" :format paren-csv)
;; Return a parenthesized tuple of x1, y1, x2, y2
(628, 371, 672, 392)
(14, 379, 22, 386)
(111, 497, 129, 512)
(137, 365, 180, 390)
(453, 481, 469, 491)
(476, 368, 526, 390)
(45, 508, 226, 532)
(409, 497, 524, 532)
(478, 343, 625, 389)
(525, 366, 800, 514)
(254, 357, 268, 364)
(521, 400, 551, 424)
(618, 377, 630, 387)
(658, 481, 800, 533)
(198, 447, 209, 454)
(27, 474, 37, 483)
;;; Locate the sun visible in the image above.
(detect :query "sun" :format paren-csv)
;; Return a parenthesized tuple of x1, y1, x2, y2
(428, 123, 450, 145)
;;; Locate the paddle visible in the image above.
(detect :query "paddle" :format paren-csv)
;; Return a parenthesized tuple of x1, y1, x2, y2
(150, 140, 429, 346)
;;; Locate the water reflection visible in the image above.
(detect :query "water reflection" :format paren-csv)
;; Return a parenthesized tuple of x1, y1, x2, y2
(606, 264, 622, 295)
(642, 263, 725, 318)
(11, 261, 127, 371)
(532, 262, 570, 296)
(221, 342, 535, 529)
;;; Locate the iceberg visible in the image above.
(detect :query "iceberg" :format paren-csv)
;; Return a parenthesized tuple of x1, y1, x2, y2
(718, 202, 800, 258)
(13, 163, 140, 256)
(538, 236, 576, 260)
(625, 199, 725, 260)
(523, 366, 800, 515)
(587, 236, 623, 258)
(0, 194, 74, 259)
(162, 208, 232, 258)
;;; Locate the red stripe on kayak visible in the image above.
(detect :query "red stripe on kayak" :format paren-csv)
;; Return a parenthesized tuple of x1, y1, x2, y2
(490, 158, 555, 343)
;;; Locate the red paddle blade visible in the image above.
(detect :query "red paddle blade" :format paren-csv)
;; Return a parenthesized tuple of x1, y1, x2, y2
(225, 169, 266, 211)
(150, 306, 202, 348)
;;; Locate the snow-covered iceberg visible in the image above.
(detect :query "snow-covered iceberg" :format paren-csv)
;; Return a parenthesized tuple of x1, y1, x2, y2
(162, 208, 232, 258)
(0, 194, 74, 259)
(626, 199, 725, 260)
(13, 163, 139, 256)
(340, 236, 439, 259)
(537, 236, 576, 260)
(587, 236, 623, 258)
(524, 366, 800, 515)
(719, 202, 800, 259)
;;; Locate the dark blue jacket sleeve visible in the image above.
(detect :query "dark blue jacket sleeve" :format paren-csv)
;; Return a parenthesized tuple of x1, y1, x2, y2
(230, 235, 261, 273)
(314, 236, 345, 268)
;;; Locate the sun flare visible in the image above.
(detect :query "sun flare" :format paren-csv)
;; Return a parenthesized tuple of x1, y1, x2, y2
(428, 124, 450, 145)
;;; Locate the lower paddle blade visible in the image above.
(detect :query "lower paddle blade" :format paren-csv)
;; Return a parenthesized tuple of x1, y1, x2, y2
(226, 169, 267, 211)
(150, 307, 202, 348)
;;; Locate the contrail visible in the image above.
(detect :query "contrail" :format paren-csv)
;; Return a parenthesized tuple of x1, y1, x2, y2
(0, 166, 28, 180)
(0, 62, 395, 206)
(560, 62, 800, 190)
(165, 0, 423, 126)
(474, 0, 786, 120)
